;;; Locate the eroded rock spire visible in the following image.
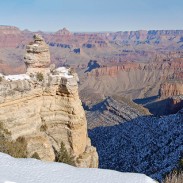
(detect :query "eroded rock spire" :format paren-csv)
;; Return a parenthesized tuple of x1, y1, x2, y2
(24, 34, 50, 75)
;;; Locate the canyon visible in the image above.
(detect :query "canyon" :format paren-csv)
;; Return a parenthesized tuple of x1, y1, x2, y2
(0, 25, 183, 122)
(0, 26, 183, 182)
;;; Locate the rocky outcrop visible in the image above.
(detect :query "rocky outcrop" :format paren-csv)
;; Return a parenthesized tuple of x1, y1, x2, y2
(154, 81, 183, 115)
(0, 35, 98, 168)
(160, 81, 183, 99)
(24, 34, 51, 75)
(86, 96, 150, 129)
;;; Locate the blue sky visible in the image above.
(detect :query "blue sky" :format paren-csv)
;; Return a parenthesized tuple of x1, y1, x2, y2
(0, 0, 183, 32)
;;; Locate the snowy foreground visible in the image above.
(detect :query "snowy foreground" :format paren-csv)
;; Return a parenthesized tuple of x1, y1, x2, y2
(0, 153, 157, 183)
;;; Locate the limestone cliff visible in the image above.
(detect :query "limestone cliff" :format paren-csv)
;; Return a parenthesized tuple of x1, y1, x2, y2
(0, 35, 98, 168)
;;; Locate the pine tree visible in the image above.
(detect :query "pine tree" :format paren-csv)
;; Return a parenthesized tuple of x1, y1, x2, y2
(56, 142, 75, 166)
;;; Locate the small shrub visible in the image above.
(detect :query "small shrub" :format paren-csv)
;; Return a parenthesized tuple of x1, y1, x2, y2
(40, 124, 48, 132)
(31, 152, 41, 160)
(36, 72, 44, 82)
(56, 141, 75, 166)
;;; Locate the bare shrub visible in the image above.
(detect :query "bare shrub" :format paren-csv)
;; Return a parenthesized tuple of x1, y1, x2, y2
(0, 135, 27, 158)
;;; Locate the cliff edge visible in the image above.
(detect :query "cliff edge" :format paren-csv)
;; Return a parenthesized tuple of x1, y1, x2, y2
(0, 34, 98, 168)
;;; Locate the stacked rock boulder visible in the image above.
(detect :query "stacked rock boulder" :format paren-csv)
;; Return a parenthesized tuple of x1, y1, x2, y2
(0, 35, 98, 168)
(24, 34, 51, 75)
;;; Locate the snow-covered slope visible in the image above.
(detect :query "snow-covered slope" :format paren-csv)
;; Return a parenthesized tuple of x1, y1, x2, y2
(0, 153, 156, 183)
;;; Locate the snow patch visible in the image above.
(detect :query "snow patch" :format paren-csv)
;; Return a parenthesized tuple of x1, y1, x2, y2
(4, 74, 30, 81)
(54, 67, 73, 79)
(0, 152, 156, 183)
(55, 67, 69, 73)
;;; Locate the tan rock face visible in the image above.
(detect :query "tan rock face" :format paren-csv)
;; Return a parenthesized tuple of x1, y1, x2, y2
(0, 34, 98, 168)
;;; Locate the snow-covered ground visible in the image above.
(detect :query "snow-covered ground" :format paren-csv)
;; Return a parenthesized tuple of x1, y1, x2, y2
(4, 74, 30, 81)
(0, 153, 156, 183)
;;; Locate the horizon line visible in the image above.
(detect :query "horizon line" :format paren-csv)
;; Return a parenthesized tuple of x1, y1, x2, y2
(1, 25, 183, 33)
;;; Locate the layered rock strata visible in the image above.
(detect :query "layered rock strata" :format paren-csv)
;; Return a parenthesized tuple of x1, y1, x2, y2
(0, 35, 98, 168)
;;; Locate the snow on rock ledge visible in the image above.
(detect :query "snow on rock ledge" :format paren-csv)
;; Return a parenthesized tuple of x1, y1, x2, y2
(4, 74, 30, 81)
(52, 67, 73, 79)
(0, 153, 157, 183)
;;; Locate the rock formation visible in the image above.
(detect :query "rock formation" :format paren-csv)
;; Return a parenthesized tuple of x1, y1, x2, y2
(160, 81, 183, 98)
(24, 34, 51, 75)
(0, 35, 98, 168)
